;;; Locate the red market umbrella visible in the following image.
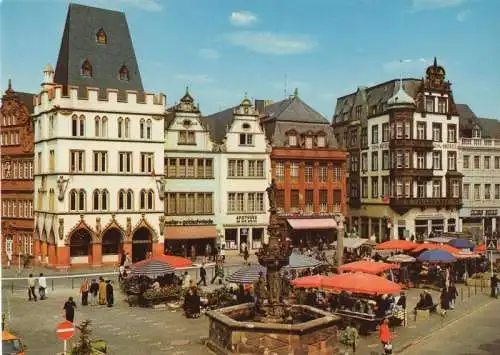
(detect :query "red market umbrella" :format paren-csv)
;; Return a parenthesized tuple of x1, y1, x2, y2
(412, 243, 459, 254)
(338, 260, 399, 275)
(133, 255, 192, 268)
(323, 272, 401, 295)
(474, 244, 500, 252)
(375, 240, 416, 251)
(291, 275, 333, 289)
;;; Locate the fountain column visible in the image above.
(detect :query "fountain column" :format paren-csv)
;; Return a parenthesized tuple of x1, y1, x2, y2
(335, 214, 345, 266)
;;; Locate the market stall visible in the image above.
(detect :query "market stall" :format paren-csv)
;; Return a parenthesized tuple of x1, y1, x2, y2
(338, 260, 398, 275)
(375, 240, 416, 251)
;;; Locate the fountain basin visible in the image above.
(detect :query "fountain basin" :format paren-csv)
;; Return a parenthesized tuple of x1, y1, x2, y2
(205, 303, 341, 355)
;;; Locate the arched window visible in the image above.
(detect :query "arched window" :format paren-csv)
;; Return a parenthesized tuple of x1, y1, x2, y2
(102, 116, 108, 137)
(147, 190, 154, 210)
(81, 60, 93, 77)
(118, 189, 125, 210)
(117, 117, 123, 138)
(119, 65, 129, 81)
(124, 118, 130, 138)
(146, 119, 152, 139)
(140, 189, 146, 210)
(126, 190, 133, 210)
(102, 190, 108, 211)
(79, 115, 85, 136)
(95, 116, 101, 137)
(70, 190, 78, 211)
(93, 190, 100, 210)
(96, 28, 107, 44)
(78, 190, 86, 211)
(139, 119, 145, 139)
(72, 115, 78, 136)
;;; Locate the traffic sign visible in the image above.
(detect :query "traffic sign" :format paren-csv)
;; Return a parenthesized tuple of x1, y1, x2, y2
(56, 320, 75, 341)
(486, 239, 498, 251)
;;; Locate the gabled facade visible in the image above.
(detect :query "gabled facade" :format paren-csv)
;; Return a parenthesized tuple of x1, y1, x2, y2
(1, 81, 35, 266)
(332, 58, 462, 241)
(33, 4, 166, 268)
(163, 89, 219, 255)
(205, 97, 271, 253)
(258, 91, 347, 247)
(457, 104, 500, 240)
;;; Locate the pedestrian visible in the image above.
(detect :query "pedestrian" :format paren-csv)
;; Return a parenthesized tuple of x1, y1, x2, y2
(89, 279, 99, 306)
(38, 273, 47, 300)
(98, 277, 106, 305)
(220, 246, 226, 263)
(211, 262, 224, 284)
(27, 273, 37, 302)
(440, 287, 450, 316)
(63, 297, 77, 323)
(379, 318, 392, 352)
(243, 247, 249, 265)
(448, 282, 458, 309)
(182, 271, 191, 289)
(491, 274, 499, 298)
(106, 280, 114, 307)
(124, 252, 131, 269)
(198, 263, 207, 286)
(80, 279, 89, 306)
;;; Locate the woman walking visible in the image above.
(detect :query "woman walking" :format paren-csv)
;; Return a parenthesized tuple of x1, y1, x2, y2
(63, 297, 77, 323)
(80, 279, 89, 306)
(440, 287, 450, 316)
(98, 277, 106, 305)
(106, 280, 114, 307)
(379, 318, 392, 354)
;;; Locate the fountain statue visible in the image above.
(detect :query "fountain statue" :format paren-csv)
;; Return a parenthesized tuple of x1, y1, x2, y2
(205, 181, 341, 354)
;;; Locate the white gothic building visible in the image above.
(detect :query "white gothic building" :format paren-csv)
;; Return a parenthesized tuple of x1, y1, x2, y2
(163, 89, 219, 256)
(32, 3, 166, 267)
(332, 58, 462, 241)
(205, 97, 271, 254)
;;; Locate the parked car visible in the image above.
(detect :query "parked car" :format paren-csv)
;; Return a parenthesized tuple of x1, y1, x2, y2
(2, 331, 26, 355)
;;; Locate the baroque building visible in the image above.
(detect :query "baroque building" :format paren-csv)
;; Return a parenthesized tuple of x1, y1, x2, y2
(332, 58, 462, 241)
(33, 3, 166, 267)
(457, 104, 500, 240)
(1, 81, 35, 266)
(163, 89, 218, 256)
(257, 90, 347, 246)
(204, 96, 271, 254)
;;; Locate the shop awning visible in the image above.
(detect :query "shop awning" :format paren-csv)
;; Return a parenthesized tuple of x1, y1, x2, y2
(287, 218, 337, 230)
(165, 225, 217, 240)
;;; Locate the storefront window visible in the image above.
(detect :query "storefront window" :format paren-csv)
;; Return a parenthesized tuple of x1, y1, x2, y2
(225, 229, 238, 250)
(447, 219, 456, 233)
(252, 228, 264, 249)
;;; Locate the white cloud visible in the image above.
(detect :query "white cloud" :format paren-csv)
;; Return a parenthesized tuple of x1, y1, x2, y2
(411, 0, 467, 11)
(222, 31, 317, 55)
(229, 11, 258, 26)
(174, 74, 214, 85)
(198, 48, 220, 60)
(77, 0, 163, 12)
(456, 10, 470, 21)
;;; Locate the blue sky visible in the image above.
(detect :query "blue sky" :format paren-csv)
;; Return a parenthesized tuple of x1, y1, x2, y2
(1, 0, 499, 119)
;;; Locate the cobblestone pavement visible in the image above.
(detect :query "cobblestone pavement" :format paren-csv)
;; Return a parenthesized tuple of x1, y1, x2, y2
(2, 288, 213, 355)
(400, 298, 500, 355)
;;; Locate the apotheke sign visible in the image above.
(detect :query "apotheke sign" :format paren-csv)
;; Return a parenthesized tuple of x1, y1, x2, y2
(470, 210, 498, 217)
(236, 215, 258, 224)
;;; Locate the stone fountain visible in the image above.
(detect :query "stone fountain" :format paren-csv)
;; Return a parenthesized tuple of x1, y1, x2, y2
(205, 180, 341, 355)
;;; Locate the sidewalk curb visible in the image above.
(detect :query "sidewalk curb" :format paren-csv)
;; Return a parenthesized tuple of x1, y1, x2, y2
(395, 298, 494, 354)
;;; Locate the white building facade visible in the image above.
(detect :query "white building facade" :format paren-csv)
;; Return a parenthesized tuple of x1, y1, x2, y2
(33, 68, 166, 267)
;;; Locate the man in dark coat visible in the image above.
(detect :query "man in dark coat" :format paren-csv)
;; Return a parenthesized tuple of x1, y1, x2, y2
(106, 280, 114, 307)
(491, 274, 498, 298)
(63, 297, 77, 322)
(197, 263, 207, 286)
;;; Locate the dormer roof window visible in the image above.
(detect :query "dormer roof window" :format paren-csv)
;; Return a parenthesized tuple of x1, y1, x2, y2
(118, 65, 129, 81)
(472, 126, 481, 138)
(96, 28, 107, 44)
(242, 123, 251, 130)
(317, 135, 326, 148)
(288, 134, 297, 147)
(81, 60, 93, 77)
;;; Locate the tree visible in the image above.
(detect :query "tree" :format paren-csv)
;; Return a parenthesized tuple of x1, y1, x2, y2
(71, 319, 93, 355)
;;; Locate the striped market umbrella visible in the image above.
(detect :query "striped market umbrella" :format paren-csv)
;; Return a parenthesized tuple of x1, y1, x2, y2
(129, 259, 175, 279)
(226, 264, 267, 284)
(387, 254, 416, 263)
(284, 253, 323, 269)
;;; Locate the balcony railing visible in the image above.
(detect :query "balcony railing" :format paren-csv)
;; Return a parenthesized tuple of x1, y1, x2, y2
(390, 168, 433, 178)
(389, 139, 434, 150)
(460, 138, 500, 147)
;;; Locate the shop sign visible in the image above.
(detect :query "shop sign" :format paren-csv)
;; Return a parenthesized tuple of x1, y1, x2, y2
(236, 215, 257, 224)
(485, 210, 498, 216)
(470, 210, 484, 216)
(165, 219, 213, 226)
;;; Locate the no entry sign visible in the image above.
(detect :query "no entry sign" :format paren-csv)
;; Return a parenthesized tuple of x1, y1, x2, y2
(56, 320, 75, 341)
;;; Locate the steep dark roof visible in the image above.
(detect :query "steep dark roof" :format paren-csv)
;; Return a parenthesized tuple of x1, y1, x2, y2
(203, 107, 235, 144)
(262, 96, 329, 124)
(477, 118, 500, 139)
(456, 103, 480, 133)
(16, 92, 35, 113)
(54, 3, 143, 99)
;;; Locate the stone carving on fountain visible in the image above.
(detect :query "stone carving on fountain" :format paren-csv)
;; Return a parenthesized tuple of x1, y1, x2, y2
(256, 179, 292, 317)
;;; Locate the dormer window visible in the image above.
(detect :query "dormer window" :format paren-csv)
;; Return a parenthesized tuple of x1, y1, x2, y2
(81, 60, 93, 77)
(288, 134, 297, 147)
(118, 65, 129, 81)
(317, 135, 326, 148)
(179, 131, 195, 145)
(239, 133, 253, 146)
(472, 127, 481, 139)
(425, 97, 434, 112)
(242, 123, 251, 130)
(182, 119, 192, 128)
(96, 28, 107, 44)
(305, 136, 313, 149)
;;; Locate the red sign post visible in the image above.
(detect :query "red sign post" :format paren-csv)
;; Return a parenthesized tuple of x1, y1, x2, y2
(56, 320, 75, 354)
